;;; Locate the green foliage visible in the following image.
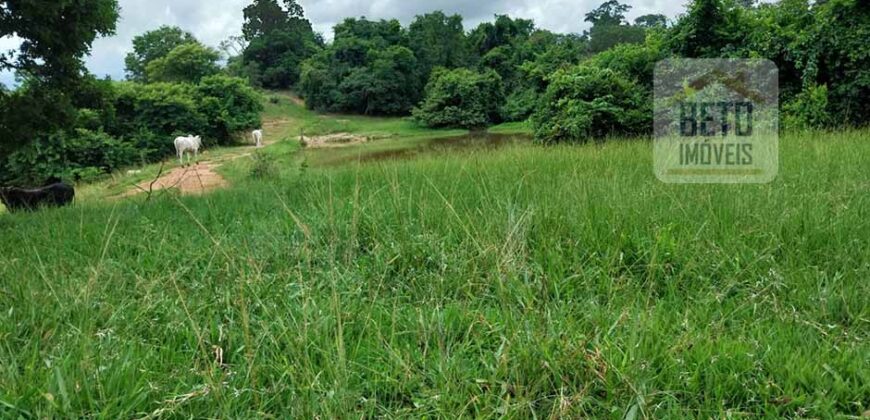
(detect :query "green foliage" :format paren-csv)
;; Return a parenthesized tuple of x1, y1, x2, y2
(634, 14, 668, 28)
(583, 1, 647, 53)
(113, 82, 207, 154)
(300, 19, 421, 115)
(668, 0, 749, 58)
(782, 84, 832, 130)
(0, 0, 119, 157)
(195, 75, 264, 142)
(501, 87, 540, 122)
(145, 43, 221, 84)
(1, 129, 135, 183)
(408, 11, 469, 85)
(242, 0, 300, 40)
(124, 26, 198, 82)
(413, 68, 504, 129)
(584, 0, 631, 26)
(795, 0, 869, 126)
(532, 65, 649, 143)
(586, 24, 646, 53)
(584, 42, 665, 88)
(468, 15, 535, 58)
(248, 150, 278, 179)
(1, 75, 262, 184)
(240, 0, 320, 89)
(0, 0, 118, 81)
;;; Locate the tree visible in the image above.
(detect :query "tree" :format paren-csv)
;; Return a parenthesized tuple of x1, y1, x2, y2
(299, 18, 420, 115)
(335, 46, 419, 115)
(634, 14, 668, 28)
(408, 11, 468, 85)
(468, 15, 535, 57)
(584, 1, 645, 53)
(334, 18, 405, 47)
(587, 24, 646, 53)
(124, 26, 197, 82)
(668, 0, 747, 58)
(584, 0, 631, 26)
(240, 0, 319, 88)
(0, 0, 119, 157)
(531, 65, 649, 143)
(242, 0, 289, 40)
(145, 43, 221, 84)
(413, 68, 504, 129)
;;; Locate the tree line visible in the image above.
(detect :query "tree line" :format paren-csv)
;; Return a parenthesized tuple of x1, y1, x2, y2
(0, 0, 867, 184)
(224, 0, 866, 138)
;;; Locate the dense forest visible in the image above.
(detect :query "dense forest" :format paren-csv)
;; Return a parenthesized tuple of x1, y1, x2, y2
(0, 0, 867, 183)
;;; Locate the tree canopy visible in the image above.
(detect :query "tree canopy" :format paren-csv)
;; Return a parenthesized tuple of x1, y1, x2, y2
(413, 68, 504, 129)
(0, 0, 119, 157)
(239, 0, 320, 89)
(145, 43, 221, 84)
(124, 26, 198, 82)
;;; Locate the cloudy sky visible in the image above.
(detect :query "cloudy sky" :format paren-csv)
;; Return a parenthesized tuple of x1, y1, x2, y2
(1, 0, 692, 87)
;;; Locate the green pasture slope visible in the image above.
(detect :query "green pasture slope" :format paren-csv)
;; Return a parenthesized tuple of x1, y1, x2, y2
(0, 99, 868, 417)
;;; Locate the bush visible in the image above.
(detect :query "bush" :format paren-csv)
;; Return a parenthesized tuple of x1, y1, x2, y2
(412, 68, 504, 129)
(500, 87, 539, 122)
(531, 65, 650, 144)
(1, 129, 137, 184)
(1, 76, 264, 184)
(195, 75, 264, 144)
(113, 82, 208, 147)
(783, 84, 832, 130)
(249, 150, 278, 179)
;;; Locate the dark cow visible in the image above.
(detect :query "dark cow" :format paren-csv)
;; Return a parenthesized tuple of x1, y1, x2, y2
(0, 182, 75, 213)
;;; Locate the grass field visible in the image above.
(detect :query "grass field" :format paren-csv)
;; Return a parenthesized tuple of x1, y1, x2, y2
(0, 100, 868, 417)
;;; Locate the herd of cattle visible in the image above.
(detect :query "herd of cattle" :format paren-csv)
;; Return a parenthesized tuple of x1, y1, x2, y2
(1, 130, 264, 213)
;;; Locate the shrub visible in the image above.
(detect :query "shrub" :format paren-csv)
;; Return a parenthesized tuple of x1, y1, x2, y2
(1, 75, 264, 184)
(501, 87, 539, 122)
(1, 129, 137, 184)
(412, 68, 504, 129)
(195, 75, 264, 144)
(782, 84, 832, 130)
(113, 82, 208, 145)
(531, 65, 650, 144)
(249, 150, 278, 179)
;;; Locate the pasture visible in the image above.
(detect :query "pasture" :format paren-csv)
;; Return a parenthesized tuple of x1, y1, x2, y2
(0, 102, 868, 417)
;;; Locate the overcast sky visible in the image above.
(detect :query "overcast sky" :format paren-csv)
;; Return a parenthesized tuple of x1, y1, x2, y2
(1, 0, 692, 87)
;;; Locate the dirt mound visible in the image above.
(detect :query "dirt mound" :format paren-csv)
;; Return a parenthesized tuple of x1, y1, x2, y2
(122, 162, 228, 197)
(301, 133, 368, 149)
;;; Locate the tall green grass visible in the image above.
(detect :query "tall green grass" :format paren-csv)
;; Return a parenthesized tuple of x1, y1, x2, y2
(0, 130, 868, 418)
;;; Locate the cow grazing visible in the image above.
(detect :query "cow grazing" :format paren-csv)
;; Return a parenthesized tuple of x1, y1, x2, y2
(0, 182, 75, 213)
(252, 129, 263, 148)
(174, 135, 202, 166)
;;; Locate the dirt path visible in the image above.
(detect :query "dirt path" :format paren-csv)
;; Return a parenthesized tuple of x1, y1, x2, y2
(121, 162, 228, 197)
(121, 136, 279, 198)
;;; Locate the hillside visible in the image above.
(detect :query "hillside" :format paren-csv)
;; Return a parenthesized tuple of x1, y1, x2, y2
(0, 96, 868, 417)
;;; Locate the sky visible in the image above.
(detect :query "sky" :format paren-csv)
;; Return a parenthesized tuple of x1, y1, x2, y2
(0, 0, 692, 87)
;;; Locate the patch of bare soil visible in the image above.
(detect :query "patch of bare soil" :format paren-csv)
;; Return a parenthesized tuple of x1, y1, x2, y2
(287, 95, 305, 107)
(122, 162, 228, 198)
(301, 133, 369, 149)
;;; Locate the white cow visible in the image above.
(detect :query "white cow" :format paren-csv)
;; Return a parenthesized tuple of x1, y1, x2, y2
(174, 135, 202, 166)
(252, 129, 263, 148)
